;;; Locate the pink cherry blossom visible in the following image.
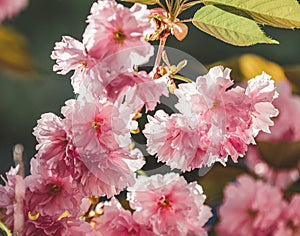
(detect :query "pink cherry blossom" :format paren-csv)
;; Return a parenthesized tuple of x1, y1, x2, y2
(0, 166, 25, 233)
(175, 66, 234, 119)
(143, 110, 217, 171)
(25, 158, 82, 216)
(0, 0, 28, 23)
(32, 110, 132, 198)
(33, 112, 70, 177)
(95, 198, 154, 236)
(66, 219, 96, 236)
(51, 36, 90, 76)
(65, 152, 123, 198)
(217, 175, 285, 236)
(25, 158, 83, 218)
(258, 80, 300, 142)
(120, 71, 169, 112)
(69, 149, 144, 198)
(24, 215, 69, 236)
(245, 72, 279, 136)
(273, 194, 300, 236)
(62, 97, 132, 156)
(50, 36, 97, 93)
(246, 146, 299, 189)
(173, 67, 245, 165)
(83, 0, 154, 68)
(61, 98, 145, 197)
(175, 70, 252, 140)
(23, 215, 95, 236)
(128, 173, 212, 236)
(80, 70, 168, 112)
(50, 36, 108, 96)
(51, 0, 154, 95)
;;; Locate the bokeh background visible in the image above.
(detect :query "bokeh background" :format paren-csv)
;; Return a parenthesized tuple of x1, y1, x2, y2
(1, 0, 300, 176)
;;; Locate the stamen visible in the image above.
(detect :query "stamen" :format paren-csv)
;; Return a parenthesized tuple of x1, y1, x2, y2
(159, 195, 171, 208)
(49, 184, 61, 195)
(92, 116, 105, 136)
(114, 29, 126, 43)
(247, 209, 258, 218)
(81, 61, 88, 67)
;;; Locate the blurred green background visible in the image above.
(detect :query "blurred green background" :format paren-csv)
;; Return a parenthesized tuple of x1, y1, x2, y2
(0, 0, 299, 175)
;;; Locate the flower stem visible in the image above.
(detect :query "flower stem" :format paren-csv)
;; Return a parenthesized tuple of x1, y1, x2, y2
(154, 35, 168, 69)
(180, 18, 193, 23)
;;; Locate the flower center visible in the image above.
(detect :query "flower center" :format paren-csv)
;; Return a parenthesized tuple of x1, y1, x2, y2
(114, 29, 126, 43)
(211, 100, 220, 110)
(247, 209, 258, 218)
(92, 116, 105, 136)
(159, 195, 171, 208)
(81, 61, 88, 67)
(48, 184, 61, 195)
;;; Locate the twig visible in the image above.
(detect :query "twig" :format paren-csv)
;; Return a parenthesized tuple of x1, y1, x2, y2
(154, 36, 168, 69)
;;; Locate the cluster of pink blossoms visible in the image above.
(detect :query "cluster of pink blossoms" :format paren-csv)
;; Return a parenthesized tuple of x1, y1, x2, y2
(51, 0, 278, 174)
(218, 81, 300, 236)
(0, 0, 212, 234)
(0, 0, 28, 23)
(217, 175, 300, 236)
(0, 166, 212, 235)
(0, 165, 95, 235)
(144, 67, 278, 171)
(0, 0, 281, 234)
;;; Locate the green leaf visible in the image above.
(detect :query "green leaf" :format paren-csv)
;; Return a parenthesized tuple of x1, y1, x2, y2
(192, 5, 278, 46)
(257, 141, 300, 170)
(121, 0, 158, 5)
(203, 0, 300, 28)
(198, 164, 246, 205)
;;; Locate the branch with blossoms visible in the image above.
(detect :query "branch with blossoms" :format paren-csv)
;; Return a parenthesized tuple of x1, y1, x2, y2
(0, 0, 300, 235)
